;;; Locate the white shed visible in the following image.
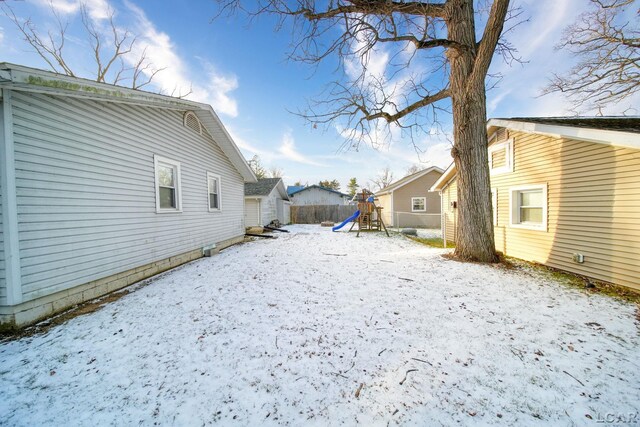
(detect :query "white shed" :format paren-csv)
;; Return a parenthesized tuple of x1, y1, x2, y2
(0, 63, 257, 327)
(244, 178, 291, 226)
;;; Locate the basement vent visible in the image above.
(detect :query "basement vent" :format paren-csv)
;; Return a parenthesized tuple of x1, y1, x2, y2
(183, 111, 202, 135)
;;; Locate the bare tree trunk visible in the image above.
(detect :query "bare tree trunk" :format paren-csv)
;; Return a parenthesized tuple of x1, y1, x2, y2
(447, 0, 498, 262)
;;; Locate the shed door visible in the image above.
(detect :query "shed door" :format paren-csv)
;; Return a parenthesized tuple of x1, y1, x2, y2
(245, 199, 260, 227)
(276, 199, 284, 223)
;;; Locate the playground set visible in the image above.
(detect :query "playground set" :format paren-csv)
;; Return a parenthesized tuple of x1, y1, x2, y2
(332, 192, 390, 237)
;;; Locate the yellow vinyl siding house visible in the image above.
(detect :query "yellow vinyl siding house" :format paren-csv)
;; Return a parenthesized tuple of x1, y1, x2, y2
(432, 117, 640, 291)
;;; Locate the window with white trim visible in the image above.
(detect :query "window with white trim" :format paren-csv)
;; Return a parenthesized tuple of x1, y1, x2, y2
(488, 138, 513, 175)
(411, 197, 426, 212)
(491, 188, 497, 226)
(207, 172, 221, 211)
(154, 155, 182, 212)
(509, 184, 547, 231)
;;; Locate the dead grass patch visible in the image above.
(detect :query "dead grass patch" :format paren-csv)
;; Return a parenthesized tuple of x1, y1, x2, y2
(0, 288, 135, 342)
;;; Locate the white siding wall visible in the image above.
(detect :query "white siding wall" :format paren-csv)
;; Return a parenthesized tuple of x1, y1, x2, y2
(0, 148, 4, 305)
(261, 190, 278, 225)
(290, 188, 346, 205)
(11, 91, 245, 302)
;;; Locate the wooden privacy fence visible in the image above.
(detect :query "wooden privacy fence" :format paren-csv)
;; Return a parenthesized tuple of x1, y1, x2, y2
(290, 205, 357, 224)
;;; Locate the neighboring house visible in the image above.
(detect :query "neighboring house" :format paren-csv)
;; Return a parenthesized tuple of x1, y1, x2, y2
(0, 63, 256, 326)
(287, 185, 350, 205)
(375, 167, 444, 228)
(245, 178, 291, 226)
(431, 117, 640, 291)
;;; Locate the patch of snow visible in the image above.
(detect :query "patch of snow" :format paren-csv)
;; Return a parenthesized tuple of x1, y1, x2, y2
(415, 228, 442, 239)
(0, 225, 638, 425)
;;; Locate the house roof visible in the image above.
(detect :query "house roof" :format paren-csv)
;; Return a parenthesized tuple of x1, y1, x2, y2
(496, 117, 640, 133)
(431, 116, 640, 192)
(488, 116, 640, 150)
(245, 178, 289, 200)
(288, 185, 349, 198)
(286, 185, 305, 196)
(0, 62, 257, 183)
(375, 166, 444, 196)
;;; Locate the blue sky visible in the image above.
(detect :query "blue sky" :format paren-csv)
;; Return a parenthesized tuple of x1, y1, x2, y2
(1, 0, 638, 191)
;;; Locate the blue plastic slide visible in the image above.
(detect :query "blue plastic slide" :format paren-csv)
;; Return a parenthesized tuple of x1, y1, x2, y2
(332, 210, 360, 232)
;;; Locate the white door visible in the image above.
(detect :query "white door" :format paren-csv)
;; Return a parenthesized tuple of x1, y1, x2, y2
(245, 199, 261, 226)
(276, 199, 284, 223)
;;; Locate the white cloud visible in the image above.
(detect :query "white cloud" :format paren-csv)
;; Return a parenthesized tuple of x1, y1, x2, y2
(28, 0, 240, 117)
(278, 130, 326, 167)
(0, 26, 4, 45)
(34, 0, 111, 20)
(119, 0, 239, 117)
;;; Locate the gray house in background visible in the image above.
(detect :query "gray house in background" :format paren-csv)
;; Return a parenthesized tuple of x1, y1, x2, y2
(287, 185, 350, 205)
(0, 63, 256, 327)
(375, 167, 443, 228)
(245, 178, 291, 226)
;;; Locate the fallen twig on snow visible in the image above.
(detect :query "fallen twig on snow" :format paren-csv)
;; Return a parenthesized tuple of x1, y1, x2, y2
(399, 369, 418, 385)
(331, 372, 348, 379)
(355, 383, 364, 398)
(510, 347, 524, 362)
(411, 358, 432, 366)
(275, 336, 278, 349)
(398, 277, 414, 282)
(563, 370, 585, 387)
(323, 253, 347, 256)
(379, 348, 387, 356)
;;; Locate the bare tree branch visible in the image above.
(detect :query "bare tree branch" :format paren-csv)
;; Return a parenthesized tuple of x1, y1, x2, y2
(541, 0, 639, 111)
(216, 0, 515, 262)
(3, 1, 171, 92)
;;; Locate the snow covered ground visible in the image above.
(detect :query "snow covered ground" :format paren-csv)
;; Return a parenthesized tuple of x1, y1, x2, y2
(1, 225, 638, 426)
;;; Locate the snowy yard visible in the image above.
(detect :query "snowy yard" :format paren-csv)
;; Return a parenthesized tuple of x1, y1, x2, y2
(1, 225, 639, 426)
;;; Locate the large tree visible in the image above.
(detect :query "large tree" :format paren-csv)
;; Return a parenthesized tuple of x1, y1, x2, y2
(542, 0, 639, 112)
(219, 0, 511, 262)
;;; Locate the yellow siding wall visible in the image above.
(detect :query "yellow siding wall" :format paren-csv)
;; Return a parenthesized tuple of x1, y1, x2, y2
(376, 193, 393, 226)
(441, 179, 458, 244)
(489, 130, 640, 290)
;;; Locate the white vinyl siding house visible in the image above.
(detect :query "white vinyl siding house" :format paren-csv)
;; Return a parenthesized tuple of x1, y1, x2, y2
(288, 186, 350, 205)
(0, 63, 256, 326)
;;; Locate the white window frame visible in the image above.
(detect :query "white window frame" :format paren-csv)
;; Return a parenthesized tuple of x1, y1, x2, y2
(488, 138, 514, 175)
(207, 172, 222, 212)
(154, 155, 182, 213)
(509, 184, 547, 231)
(491, 188, 498, 226)
(411, 197, 427, 212)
